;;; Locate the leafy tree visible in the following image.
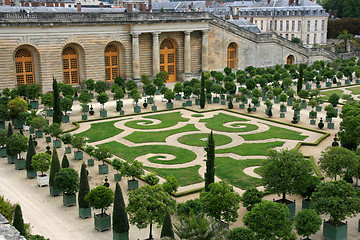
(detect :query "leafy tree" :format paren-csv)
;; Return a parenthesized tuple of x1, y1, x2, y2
(204, 131, 215, 192)
(32, 152, 51, 176)
(60, 97, 73, 115)
(78, 163, 90, 209)
(337, 30, 354, 52)
(49, 147, 60, 187)
(7, 132, 27, 159)
(26, 83, 42, 101)
(126, 79, 137, 92)
(174, 212, 228, 239)
(245, 78, 256, 91)
(226, 227, 255, 240)
(94, 81, 107, 94)
(297, 63, 307, 93)
(85, 185, 114, 215)
(52, 78, 61, 124)
(7, 97, 27, 119)
(25, 135, 36, 172)
(78, 90, 91, 106)
(29, 116, 47, 132)
(312, 180, 360, 223)
(12, 204, 26, 236)
(61, 154, 69, 168)
(164, 89, 175, 103)
(162, 175, 179, 194)
(127, 184, 176, 239)
(241, 187, 263, 211)
(96, 92, 109, 110)
(121, 160, 144, 180)
(60, 84, 75, 97)
(144, 83, 156, 98)
(294, 209, 322, 239)
(177, 198, 203, 217)
(156, 70, 169, 83)
(92, 147, 112, 165)
(298, 175, 321, 201)
(17, 84, 28, 98)
(319, 146, 358, 180)
(85, 79, 95, 94)
(243, 201, 293, 240)
(328, 93, 340, 107)
(10, 89, 19, 100)
(200, 72, 206, 109)
(200, 181, 241, 223)
(261, 149, 313, 201)
(113, 182, 129, 235)
(54, 168, 79, 195)
(144, 173, 160, 186)
(140, 74, 152, 85)
(161, 210, 174, 239)
(41, 92, 54, 110)
(48, 123, 62, 140)
(71, 135, 87, 151)
(114, 77, 125, 89)
(130, 89, 141, 106)
(338, 103, 360, 150)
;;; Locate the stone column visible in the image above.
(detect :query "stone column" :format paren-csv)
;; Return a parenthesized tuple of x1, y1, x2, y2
(201, 30, 209, 72)
(131, 32, 140, 80)
(184, 30, 192, 74)
(152, 31, 160, 76)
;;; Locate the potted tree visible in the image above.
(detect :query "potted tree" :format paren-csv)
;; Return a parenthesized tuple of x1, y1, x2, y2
(85, 145, 95, 166)
(49, 147, 62, 196)
(113, 182, 129, 240)
(0, 104, 9, 130)
(71, 135, 87, 160)
(60, 96, 73, 123)
(312, 180, 360, 240)
(25, 136, 36, 179)
(173, 82, 183, 101)
(286, 88, 295, 106)
(49, 123, 63, 148)
(121, 160, 144, 190)
(125, 79, 137, 97)
(61, 133, 72, 154)
(308, 99, 318, 125)
(32, 152, 51, 187)
(60, 84, 76, 99)
(85, 79, 96, 99)
(298, 90, 309, 109)
(97, 92, 109, 117)
(0, 129, 7, 158)
(324, 105, 337, 129)
(29, 116, 47, 138)
(7, 97, 28, 129)
(78, 163, 91, 219)
(93, 147, 112, 174)
(294, 209, 322, 240)
(95, 81, 107, 96)
(143, 83, 156, 110)
(8, 132, 28, 169)
(113, 87, 125, 114)
(299, 175, 321, 210)
(78, 90, 91, 120)
(164, 89, 175, 109)
(211, 84, 222, 103)
(26, 83, 42, 109)
(85, 185, 114, 232)
(54, 168, 79, 207)
(112, 158, 123, 182)
(131, 89, 141, 113)
(183, 85, 192, 106)
(41, 92, 54, 117)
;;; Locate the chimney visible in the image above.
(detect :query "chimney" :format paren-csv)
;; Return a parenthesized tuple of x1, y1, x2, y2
(77, 2, 81, 12)
(148, 0, 152, 12)
(295, 0, 298, 5)
(288, 0, 294, 6)
(334, 10, 337, 18)
(250, 17, 253, 23)
(99, 2, 103, 7)
(328, 9, 332, 18)
(267, 0, 270, 4)
(215, 0, 222, 4)
(205, 0, 211, 7)
(140, 3, 146, 11)
(126, 3, 132, 12)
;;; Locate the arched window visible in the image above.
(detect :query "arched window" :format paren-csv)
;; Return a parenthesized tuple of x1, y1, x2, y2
(227, 43, 236, 69)
(104, 44, 119, 81)
(160, 39, 176, 82)
(286, 55, 294, 65)
(62, 46, 79, 84)
(15, 49, 34, 86)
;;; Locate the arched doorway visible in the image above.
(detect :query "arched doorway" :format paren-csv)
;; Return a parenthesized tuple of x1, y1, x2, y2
(15, 49, 34, 86)
(62, 46, 79, 85)
(227, 42, 236, 69)
(104, 44, 119, 82)
(160, 39, 176, 83)
(286, 55, 294, 65)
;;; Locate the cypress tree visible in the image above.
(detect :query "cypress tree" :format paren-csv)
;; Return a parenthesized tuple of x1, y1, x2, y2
(297, 64, 306, 94)
(160, 210, 174, 239)
(113, 182, 129, 234)
(25, 135, 36, 172)
(49, 147, 60, 187)
(78, 163, 90, 209)
(12, 204, 26, 236)
(204, 131, 215, 192)
(19, 129, 24, 135)
(52, 77, 61, 124)
(200, 72, 206, 109)
(6, 122, 13, 156)
(61, 154, 69, 168)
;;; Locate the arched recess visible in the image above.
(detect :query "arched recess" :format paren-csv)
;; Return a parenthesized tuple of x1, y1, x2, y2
(14, 45, 40, 87)
(62, 43, 85, 85)
(160, 39, 176, 83)
(104, 41, 125, 81)
(286, 55, 295, 65)
(227, 42, 237, 70)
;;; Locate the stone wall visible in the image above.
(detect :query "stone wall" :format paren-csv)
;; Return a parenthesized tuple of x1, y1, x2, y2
(0, 214, 26, 240)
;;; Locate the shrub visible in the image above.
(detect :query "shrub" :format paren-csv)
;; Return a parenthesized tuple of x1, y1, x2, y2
(54, 168, 79, 195)
(241, 187, 263, 211)
(85, 185, 114, 214)
(32, 152, 51, 176)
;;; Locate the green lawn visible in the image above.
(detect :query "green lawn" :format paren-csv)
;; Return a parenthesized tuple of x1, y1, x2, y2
(215, 141, 285, 155)
(178, 133, 232, 147)
(124, 124, 199, 143)
(75, 120, 124, 143)
(124, 112, 189, 129)
(241, 124, 308, 141)
(215, 157, 264, 189)
(200, 113, 258, 133)
(320, 89, 345, 100)
(144, 165, 203, 186)
(191, 114, 204, 117)
(99, 141, 197, 165)
(346, 86, 360, 95)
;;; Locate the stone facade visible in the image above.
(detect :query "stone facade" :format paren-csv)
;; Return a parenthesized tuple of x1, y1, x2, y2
(0, 214, 26, 240)
(0, 11, 335, 91)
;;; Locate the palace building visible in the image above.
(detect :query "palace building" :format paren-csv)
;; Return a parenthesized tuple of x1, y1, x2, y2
(0, 7, 335, 91)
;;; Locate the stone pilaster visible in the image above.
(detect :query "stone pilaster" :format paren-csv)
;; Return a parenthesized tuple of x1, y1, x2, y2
(131, 32, 141, 80)
(201, 30, 209, 72)
(184, 30, 192, 74)
(152, 31, 160, 77)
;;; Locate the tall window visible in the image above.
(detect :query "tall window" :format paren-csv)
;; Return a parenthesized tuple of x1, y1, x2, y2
(286, 21, 289, 31)
(15, 49, 34, 86)
(298, 20, 301, 31)
(314, 34, 317, 44)
(270, 20, 273, 31)
(321, 33, 324, 43)
(307, 21, 310, 31)
(227, 43, 236, 69)
(280, 21, 283, 31)
(104, 44, 119, 81)
(321, 20, 325, 31)
(260, 20, 263, 31)
(314, 20, 318, 31)
(292, 21, 295, 31)
(306, 34, 310, 44)
(274, 20, 277, 30)
(62, 46, 79, 85)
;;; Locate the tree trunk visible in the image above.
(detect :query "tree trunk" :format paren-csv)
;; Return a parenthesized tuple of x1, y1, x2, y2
(148, 221, 153, 240)
(282, 192, 286, 201)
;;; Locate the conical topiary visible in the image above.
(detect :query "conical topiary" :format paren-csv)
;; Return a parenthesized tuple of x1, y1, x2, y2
(52, 77, 61, 124)
(78, 163, 90, 209)
(12, 204, 26, 236)
(49, 147, 60, 187)
(61, 154, 69, 168)
(6, 122, 13, 156)
(113, 182, 129, 235)
(160, 210, 174, 239)
(25, 135, 36, 172)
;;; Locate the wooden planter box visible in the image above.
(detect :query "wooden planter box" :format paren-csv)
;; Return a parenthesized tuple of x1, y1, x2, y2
(37, 174, 49, 187)
(50, 185, 62, 196)
(15, 159, 26, 170)
(280, 113, 286, 118)
(274, 199, 296, 219)
(113, 232, 129, 240)
(287, 98, 293, 106)
(63, 194, 76, 207)
(30, 100, 39, 109)
(62, 115, 70, 123)
(26, 170, 37, 179)
(345, 80, 351, 84)
(337, 82, 342, 86)
(151, 106, 157, 111)
(195, 99, 200, 105)
(94, 213, 111, 232)
(98, 164, 108, 174)
(302, 199, 314, 209)
(79, 207, 91, 219)
(221, 100, 226, 105)
(239, 104, 245, 109)
(133, 106, 141, 113)
(0, 122, 4, 129)
(213, 97, 220, 103)
(127, 179, 139, 190)
(317, 84, 322, 89)
(306, 84, 312, 90)
(82, 114, 88, 120)
(326, 82, 332, 87)
(323, 221, 347, 240)
(46, 109, 54, 117)
(328, 123, 335, 129)
(147, 98, 154, 104)
(310, 119, 316, 125)
(74, 151, 83, 160)
(14, 119, 24, 129)
(166, 102, 173, 109)
(316, 106, 322, 112)
(182, 102, 187, 107)
(7, 155, 16, 164)
(120, 110, 125, 115)
(100, 110, 107, 117)
(53, 140, 61, 148)
(175, 94, 181, 100)
(207, 98, 212, 104)
(29, 127, 35, 134)
(45, 136, 51, 143)
(35, 130, 43, 138)
(301, 101, 307, 109)
(0, 147, 7, 158)
(114, 173, 122, 182)
(65, 147, 72, 154)
(87, 158, 94, 166)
